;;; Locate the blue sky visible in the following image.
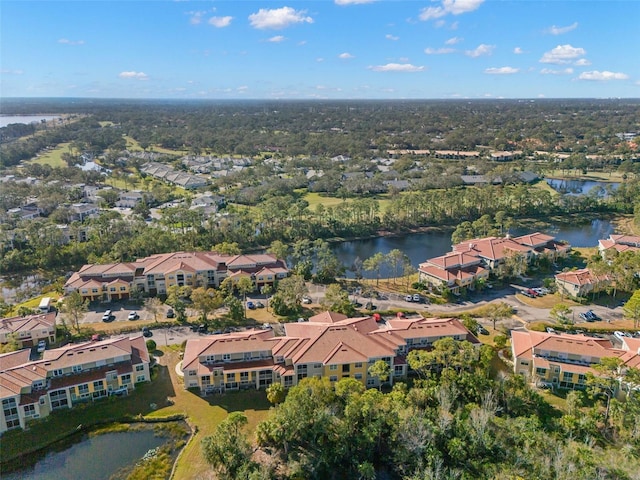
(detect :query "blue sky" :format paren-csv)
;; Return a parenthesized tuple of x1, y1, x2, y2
(1, 0, 639, 99)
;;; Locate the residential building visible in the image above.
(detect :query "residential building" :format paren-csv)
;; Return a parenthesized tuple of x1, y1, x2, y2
(64, 251, 288, 302)
(0, 336, 150, 433)
(555, 268, 611, 298)
(419, 232, 570, 292)
(182, 312, 478, 394)
(116, 190, 144, 208)
(0, 312, 57, 348)
(511, 330, 640, 390)
(598, 234, 640, 257)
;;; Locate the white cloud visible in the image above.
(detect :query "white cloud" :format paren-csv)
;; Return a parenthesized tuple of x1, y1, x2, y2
(513, 47, 524, 54)
(118, 71, 149, 80)
(424, 47, 455, 55)
(539, 44, 586, 64)
(335, 0, 376, 4)
(546, 22, 578, 35)
(574, 58, 591, 66)
(465, 44, 494, 58)
(540, 67, 574, 75)
(316, 57, 325, 62)
(187, 10, 208, 25)
(419, 0, 484, 21)
(369, 63, 425, 72)
(208, 16, 233, 28)
(267, 35, 286, 43)
(58, 38, 85, 45)
(445, 36, 463, 45)
(484, 66, 519, 74)
(338, 52, 355, 59)
(0, 69, 24, 75)
(385, 34, 399, 41)
(578, 70, 629, 81)
(248, 7, 313, 30)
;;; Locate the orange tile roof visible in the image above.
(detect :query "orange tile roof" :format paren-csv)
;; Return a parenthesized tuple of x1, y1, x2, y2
(555, 268, 610, 286)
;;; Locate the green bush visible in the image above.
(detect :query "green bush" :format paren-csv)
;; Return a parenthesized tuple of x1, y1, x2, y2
(146, 339, 157, 352)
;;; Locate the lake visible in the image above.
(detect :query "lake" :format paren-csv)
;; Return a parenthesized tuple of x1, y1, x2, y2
(332, 218, 615, 278)
(0, 115, 61, 128)
(3, 429, 166, 480)
(546, 178, 620, 196)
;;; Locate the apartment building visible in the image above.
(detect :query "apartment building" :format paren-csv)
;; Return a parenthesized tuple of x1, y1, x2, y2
(0, 336, 150, 434)
(598, 234, 640, 256)
(554, 268, 612, 298)
(511, 330, 640, 390)
(0, 312, 57, 348)
(419, 232, 571, 293)
(64, 251, 288, 302)
(182, 312, 478, 394)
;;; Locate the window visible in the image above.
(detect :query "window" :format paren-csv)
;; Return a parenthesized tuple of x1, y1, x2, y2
(223, 354, 231, 361)
(136, 364, 144, 372)
(92, 288, 98, 293)
(240, 372, 249, 382)
(535, 367, 547, 376)
(355, 373, 363, 380)
(49, 389, 68, 409)
(110, 287, 116, 292)
(189, 370, 196, 376)
(52, 369, 63, 377)
(23, 404, 36, 417)
(78, 384, 89, 395)
(72, 365, 82, 373)
(121, 374, 131, 384)
(136, 375, 146, 383)
(342, 364, 350, 373)
(329, 376, 338, 382)
(329, 365, 337, 371)
(394, 365, 403, 375)
(93, 380, 104, 391)
(314, 363, 322, 369)
(120, 286, 126, 291)
(226, 373, 235, 382)
(3, 398, 18, 419)
(355, 362, 363, 368)
(563, 372, 572, 382)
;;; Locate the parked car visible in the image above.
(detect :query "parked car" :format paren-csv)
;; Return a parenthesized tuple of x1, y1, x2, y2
(37, 340, 46, 353)
(261, 323, 272, 330)
(255, 301, 265, 308)
(586, 310, 600, 321)
(477, 326, 489, 335)
(166, 308, 175, 318)
(412, 294, 422, 303)
(532, 288, 546, 296)
(247, 301, 256, 310)
(127, 311, 139, 320)
(579, 312, 590, 322)
(405, 295, 413, 302)
(546, 327, 556, 334)
(527, 289, 539, 297)
(197, 324, 208, 333)
(365, 302, 377, 310)
(102, 311, 115, 322)
(302, 296, 312, 304)
(142, 327, 152, 337)
(521, 290, 534, 298)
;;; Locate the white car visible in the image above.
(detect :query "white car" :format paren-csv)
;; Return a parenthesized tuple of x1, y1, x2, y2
(127, 311, 140, 320)
(37, 340, 46, 353)
(302, 296, 312, 304)
(405, 295, 413, 302)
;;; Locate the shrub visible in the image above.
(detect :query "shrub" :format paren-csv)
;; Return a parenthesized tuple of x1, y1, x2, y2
(146, 339, 157, 351)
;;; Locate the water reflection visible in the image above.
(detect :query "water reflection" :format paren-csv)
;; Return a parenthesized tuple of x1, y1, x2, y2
(546, 178, 619, 196)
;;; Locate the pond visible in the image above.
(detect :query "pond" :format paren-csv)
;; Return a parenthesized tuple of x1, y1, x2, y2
(3, 429, 166, 480)
(331, 218, 616, 278)
(546, 178, 620, 196)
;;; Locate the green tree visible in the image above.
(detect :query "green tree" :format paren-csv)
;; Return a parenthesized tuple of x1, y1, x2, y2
(363, 252, 386, 287)
(59, 291, 88, 333)
(485, 302, 513, 330)
(368, 359, 391, 390)
(201, 412, 255, 480)
(321, 283, 356, 316)
(144, 296, 163, 324)
(585, 357, 624, 425)
(190, 287, 223, 323)
(550, 303, 573, 325)
(266, 383, 286, 407)
(146, 339, 157, 352)
(212, 241, 241, 255)
(622, 289, 640, 328)
(270, 275, 308, 316)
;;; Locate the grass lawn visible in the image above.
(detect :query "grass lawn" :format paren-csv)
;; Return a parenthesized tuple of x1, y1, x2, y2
(123, 135, 188, 156)
(26, 142, 70, 168)
(152, 349, 271, 479)
(7, 293, 61, 316)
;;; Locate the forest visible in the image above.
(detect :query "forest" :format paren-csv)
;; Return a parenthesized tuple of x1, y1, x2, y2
(201, 339, 640, 480)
